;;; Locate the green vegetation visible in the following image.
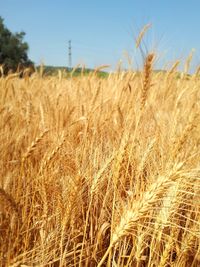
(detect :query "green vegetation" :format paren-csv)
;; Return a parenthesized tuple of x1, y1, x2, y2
(37, 65, 109, 78)
(0, 17, 33, 74)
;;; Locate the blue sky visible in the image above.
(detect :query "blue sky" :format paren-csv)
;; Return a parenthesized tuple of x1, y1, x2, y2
(1, 0, 200, 70)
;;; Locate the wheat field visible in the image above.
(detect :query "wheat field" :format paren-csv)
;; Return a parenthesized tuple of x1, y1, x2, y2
(0, 55, 200, 266)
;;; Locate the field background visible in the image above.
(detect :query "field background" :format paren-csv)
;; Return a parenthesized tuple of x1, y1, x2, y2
(0, 57, 200, 266)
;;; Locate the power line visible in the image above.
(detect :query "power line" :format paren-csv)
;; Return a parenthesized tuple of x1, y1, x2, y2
(68, 40, 72, 69)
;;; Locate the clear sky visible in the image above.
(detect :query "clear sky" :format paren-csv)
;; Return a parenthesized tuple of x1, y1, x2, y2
(1, 0, 200, 71)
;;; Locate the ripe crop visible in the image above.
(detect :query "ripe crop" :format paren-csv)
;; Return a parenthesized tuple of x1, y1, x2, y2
(0, 59, 200, 266)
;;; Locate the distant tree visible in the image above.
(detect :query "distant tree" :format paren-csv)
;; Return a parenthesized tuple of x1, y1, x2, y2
(0, 17, 33, 74)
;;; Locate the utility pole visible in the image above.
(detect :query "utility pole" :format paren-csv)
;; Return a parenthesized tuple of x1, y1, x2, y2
(68, 40, 72, 70)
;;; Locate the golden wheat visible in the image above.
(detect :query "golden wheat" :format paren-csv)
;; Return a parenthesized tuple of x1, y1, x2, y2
(0, 54, 200, 266)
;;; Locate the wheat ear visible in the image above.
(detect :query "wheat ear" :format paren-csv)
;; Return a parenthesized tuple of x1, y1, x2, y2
(136, 24, 152, 48)
(40, 134, 65, 172)
(97, 163, 183, 266)
(22, 129, 49, 162)
(140, 53, 154, 110)
(0, 187, 20, 217)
